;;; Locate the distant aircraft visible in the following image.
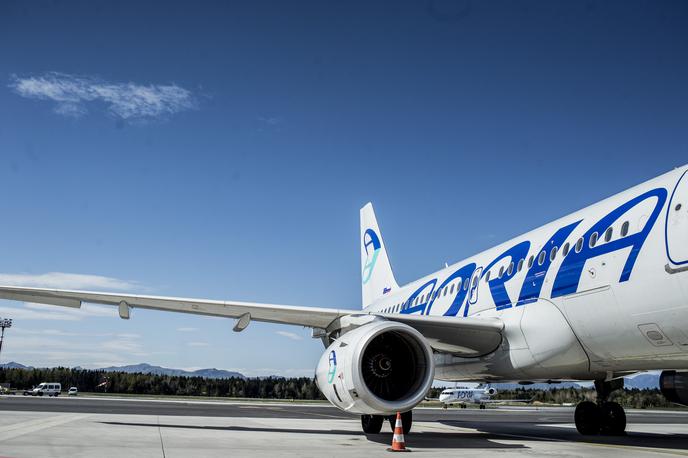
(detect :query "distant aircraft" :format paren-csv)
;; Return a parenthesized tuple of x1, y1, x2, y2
(2, 165, 688, 437)
(434, 386, 532, 409)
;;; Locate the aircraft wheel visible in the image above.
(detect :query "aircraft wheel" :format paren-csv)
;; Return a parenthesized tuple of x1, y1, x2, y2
(479, 404, 486, 410)
(599, 402, 626, 435)
(361, 414, 384, 434)
(388, 411, 412, 435)
(460, 404, 466, 409)
(442, 404, 447, 409)
(574, 401, 600, 435)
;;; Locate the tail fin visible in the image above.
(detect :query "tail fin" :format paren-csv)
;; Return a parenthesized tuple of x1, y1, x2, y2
(360, 203, 399, 308)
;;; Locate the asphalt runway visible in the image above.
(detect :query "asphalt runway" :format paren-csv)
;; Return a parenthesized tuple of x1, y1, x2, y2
(1, 395, 687, 457)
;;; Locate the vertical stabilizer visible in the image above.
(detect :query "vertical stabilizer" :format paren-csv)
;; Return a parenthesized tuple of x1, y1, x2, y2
(360, 203, 399, 308)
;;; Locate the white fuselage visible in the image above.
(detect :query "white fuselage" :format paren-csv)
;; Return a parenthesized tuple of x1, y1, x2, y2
(363, 165, 688, 382)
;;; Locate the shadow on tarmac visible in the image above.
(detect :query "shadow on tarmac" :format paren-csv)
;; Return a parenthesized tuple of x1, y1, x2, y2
(100, 419, 688, 452)
(439, 419, 688, 453)
(100, 421, 526, 450)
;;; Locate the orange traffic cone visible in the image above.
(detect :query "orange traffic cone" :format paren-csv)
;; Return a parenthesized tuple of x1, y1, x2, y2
(387, 412, 410, 452)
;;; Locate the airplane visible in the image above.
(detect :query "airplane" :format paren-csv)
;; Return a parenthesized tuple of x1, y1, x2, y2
(1, 164, 688, 437)
(434, 386, 532, 409)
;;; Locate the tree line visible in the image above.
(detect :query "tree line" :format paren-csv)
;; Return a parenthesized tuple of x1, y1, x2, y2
(0, 367, 323, 399)
(2, 367, 683, 408)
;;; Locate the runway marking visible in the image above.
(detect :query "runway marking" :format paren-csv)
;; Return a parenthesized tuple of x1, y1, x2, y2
(542, 423, 683, 435)
(156, 416, 167, 458)
(489, 428, 688, 456)
(0, 413, 91, 442)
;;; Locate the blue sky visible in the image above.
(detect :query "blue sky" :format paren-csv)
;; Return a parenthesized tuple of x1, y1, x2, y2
(0, 0, 686, 376)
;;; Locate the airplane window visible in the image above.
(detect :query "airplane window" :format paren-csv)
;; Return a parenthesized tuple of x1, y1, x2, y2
(472, 275, 478, 287)
(450, 284, 454, 294)
(589, 232, 598, 248)
(516, 259, 523, 272)
(443, 287, 447, 297)
(485, 271, 491, 282)
(507, 262, 514, 276)
(604, 227, 613, 242)
(562, 242, 570, 257)
(464, 277, 469, 290)
(498, 266, 504, 278)
(621, 221, 629, 237)
(528, 255, 534, 268)
(538, 251, 546, 266)
(575, 237, 584, 253)
(550, 246, 557, 261)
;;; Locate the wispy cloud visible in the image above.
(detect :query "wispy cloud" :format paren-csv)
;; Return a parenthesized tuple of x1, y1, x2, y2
(0, 302, 119, 321)
(0, 272, 143, 321)
(275, 330, 303, 341)
(9, 72, 197, 120)
(0, 272, 139, 290)
(257, 116, 282, 126)
(187, 341, 209, 347)
(176, 327, 198, 332)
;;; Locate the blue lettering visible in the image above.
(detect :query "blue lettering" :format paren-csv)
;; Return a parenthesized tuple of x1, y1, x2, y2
(482, 241, 530, 310)
(552, 188, 667, 297)
(424, 263, 477, 317)
(517, 221, 581, 305)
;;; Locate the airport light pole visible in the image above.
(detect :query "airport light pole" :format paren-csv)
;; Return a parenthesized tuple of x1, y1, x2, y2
(0, 318, 12, 363)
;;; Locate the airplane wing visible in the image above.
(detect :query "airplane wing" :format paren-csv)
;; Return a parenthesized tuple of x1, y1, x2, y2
(0, 286, 345, 329)
(0, 286, 504, 356)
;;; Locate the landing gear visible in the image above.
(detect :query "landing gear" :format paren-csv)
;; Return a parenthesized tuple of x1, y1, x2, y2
(387, 410, 412, 434)
(574, 379, 626, 436)
(479, 404, 486, 410)
(361, 414, 384, 434)
(460, 403, 467, 409)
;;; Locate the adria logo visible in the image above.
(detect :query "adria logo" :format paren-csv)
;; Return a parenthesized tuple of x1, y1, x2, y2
(362, 229, 381, 285)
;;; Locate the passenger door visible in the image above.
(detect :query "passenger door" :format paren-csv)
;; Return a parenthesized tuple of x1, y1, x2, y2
(666, 170, 688, 267)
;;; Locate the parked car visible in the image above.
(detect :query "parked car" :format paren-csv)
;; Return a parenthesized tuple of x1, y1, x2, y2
(29, 382, 61, 397)
(67, 387, 78, 396)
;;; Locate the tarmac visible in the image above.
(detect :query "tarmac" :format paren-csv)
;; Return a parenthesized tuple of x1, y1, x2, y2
(1, 395, 687, 457)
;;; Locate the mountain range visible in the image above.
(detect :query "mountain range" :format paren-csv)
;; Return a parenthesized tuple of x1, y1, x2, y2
(0, 361, 244, 379)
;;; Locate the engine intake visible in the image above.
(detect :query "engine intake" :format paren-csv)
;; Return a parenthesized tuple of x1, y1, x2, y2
(660, 370, 688, 406)
(315, 320, 434, 415)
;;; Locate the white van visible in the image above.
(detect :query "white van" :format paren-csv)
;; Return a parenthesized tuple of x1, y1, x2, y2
(31, 383, 61, 397)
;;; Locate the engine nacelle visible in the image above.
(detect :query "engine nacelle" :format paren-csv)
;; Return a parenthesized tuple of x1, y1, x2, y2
(486, 387, 497, 396)
(660, 370, 688, 406)
(315, 320, 434, 415)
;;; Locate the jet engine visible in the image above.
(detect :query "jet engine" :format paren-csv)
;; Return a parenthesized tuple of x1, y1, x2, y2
(660, 370, 688, 406)
(315, 320, 434, 415)
(485, 387, 497, 396)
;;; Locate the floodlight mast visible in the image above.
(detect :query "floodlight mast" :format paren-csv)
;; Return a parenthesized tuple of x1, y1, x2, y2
(0, 318, 12, 364)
